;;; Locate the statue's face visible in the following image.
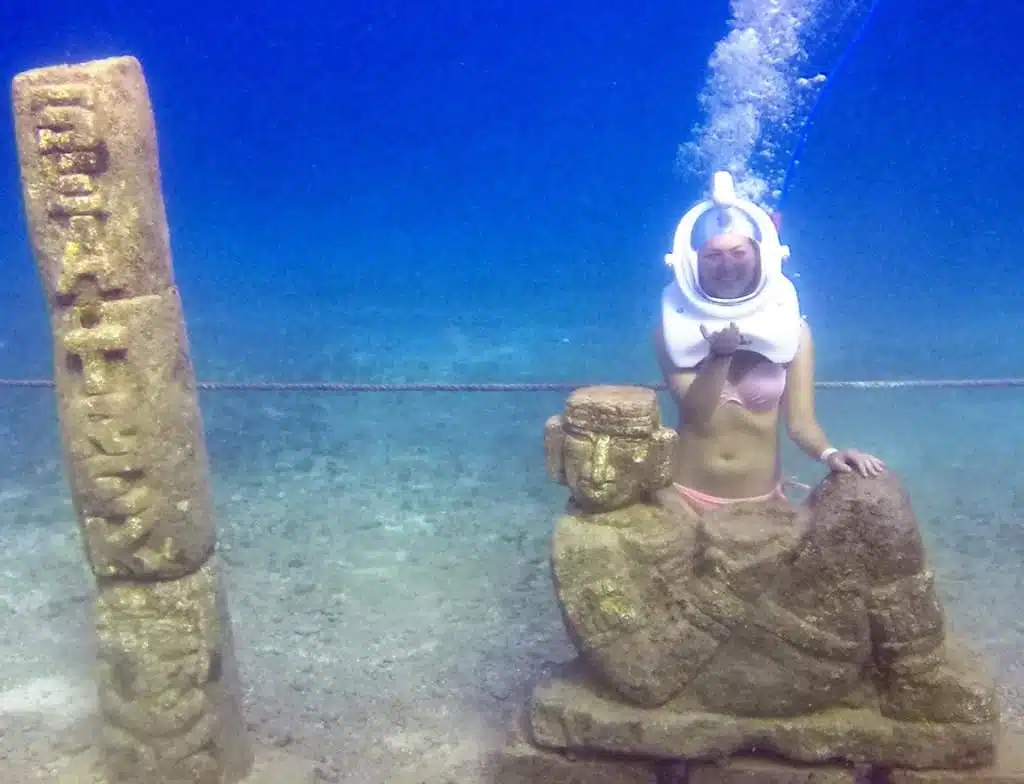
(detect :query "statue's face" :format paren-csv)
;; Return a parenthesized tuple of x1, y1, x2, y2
(562, 427, 650, 511)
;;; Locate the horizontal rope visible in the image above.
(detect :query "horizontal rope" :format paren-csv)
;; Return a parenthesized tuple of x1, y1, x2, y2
(0, 377, 1022, 392)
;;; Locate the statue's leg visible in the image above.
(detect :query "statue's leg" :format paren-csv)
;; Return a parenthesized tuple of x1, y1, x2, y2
(808, 472, 997, 725)
(867, 571, 996, 723)
(667, 498, 873, 716)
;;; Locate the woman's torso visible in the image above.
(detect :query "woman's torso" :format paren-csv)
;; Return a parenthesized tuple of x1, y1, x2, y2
(674, 350, 786, 499)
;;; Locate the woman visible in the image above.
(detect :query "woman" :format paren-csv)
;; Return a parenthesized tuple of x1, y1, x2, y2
(654, 172, 884, 514)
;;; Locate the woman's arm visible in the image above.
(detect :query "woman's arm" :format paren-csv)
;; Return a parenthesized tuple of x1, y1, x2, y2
(652, 325, 730, 432)
(783, 320, 833, 461)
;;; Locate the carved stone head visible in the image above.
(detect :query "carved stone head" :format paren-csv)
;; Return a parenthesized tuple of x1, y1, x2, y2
(544, 385, 677, 512)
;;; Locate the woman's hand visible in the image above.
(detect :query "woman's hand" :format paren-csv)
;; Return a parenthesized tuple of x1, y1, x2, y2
(700, 322, 750, 357)
(825, 448, 886, 478)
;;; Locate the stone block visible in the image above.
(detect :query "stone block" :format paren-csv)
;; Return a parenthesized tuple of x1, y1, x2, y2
(493, 708, 661, 784)
(887, 728, 1024, 784)
(689, 755, 864, 784)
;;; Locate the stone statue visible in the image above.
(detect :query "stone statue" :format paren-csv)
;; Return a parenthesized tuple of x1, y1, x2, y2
(498, 384, 1012, 784)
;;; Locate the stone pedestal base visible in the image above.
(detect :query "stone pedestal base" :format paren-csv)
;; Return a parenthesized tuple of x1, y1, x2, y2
(494, 717, 1024, 784)
(688, 756, 863, 784)
(57, 744, 318, 784)
(888, 729, 1024, 784)
(493, 710, 662, 784)
(491, 667, 1023, 784)
(529, 667, 996, 770)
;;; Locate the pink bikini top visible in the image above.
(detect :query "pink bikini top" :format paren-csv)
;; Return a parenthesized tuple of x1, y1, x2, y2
(720, 360, 788, 413)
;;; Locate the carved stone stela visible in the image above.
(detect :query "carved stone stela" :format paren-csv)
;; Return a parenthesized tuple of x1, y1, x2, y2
(11, 56, 252, 783)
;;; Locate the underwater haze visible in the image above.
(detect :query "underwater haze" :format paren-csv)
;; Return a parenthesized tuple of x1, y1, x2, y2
(0, 0, 1022, 781)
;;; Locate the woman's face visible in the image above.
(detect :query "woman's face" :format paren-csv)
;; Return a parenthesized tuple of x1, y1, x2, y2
(697, 233, 761, 299)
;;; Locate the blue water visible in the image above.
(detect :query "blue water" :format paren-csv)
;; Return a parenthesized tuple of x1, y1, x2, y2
(0, 0, 1022, 780)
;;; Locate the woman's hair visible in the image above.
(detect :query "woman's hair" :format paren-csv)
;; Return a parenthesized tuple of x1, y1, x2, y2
(690, 205, 761, 251)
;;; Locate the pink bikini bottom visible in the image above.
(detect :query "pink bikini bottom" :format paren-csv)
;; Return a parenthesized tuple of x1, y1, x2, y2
(672, 481, 789, 516)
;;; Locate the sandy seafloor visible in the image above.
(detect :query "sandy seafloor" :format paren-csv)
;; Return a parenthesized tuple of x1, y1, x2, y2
(0, 317, 1021, 783)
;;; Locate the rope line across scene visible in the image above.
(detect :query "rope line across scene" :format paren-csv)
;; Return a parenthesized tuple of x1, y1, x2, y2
(0, 378, 1022, 392)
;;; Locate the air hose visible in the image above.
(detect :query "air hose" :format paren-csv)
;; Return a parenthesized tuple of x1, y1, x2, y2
(773, 0, 884, 226)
